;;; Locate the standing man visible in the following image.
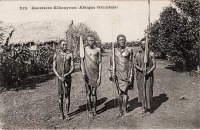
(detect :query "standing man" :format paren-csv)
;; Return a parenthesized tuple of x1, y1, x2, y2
(53, 41, 74, 120)
(135, 38, 156, 115)
(109, 34, 134, 117)
(80, 35, 102, 118)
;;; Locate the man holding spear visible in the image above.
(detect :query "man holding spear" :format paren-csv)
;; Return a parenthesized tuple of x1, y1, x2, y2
(135, 37, 156, 115)
(109, 34, 134, 117)
(135, 0, 156, 115)
(80, 35, 102, 118)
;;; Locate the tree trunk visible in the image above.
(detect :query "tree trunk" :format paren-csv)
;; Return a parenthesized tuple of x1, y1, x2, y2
(197, 43, 200, 71)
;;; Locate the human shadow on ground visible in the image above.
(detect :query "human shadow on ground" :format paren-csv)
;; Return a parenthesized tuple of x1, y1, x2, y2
(151, 93, 169, 113)
(69, 97, 107, 117)
(127, 97, 142, 112)
(96, 98, 118, 115)
(127, 93, 169, 113)
(165, 65, 184, 72)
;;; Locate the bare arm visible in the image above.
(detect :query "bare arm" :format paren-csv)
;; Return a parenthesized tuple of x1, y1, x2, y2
(129, 49, 134, 77)
(134, 53, 143, 72)
(147, 52, 156, 74)
(64, 53, 75, 77)
(96, 49, 102, 86)
(98, 49, 102, 79)
(53, 54, 62, 80)
(108, 53, 112, 78)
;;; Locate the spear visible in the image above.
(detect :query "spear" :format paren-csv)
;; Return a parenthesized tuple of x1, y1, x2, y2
(112, 42, 117, 107)
(79, 36, 89, 120)
(144, 0, 150, 63)
(143, 0, 150, 112)
(80, 36, 85, 59)
(112, 42, 115, 76)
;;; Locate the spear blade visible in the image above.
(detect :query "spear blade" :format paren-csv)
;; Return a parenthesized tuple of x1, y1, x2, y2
(144, 34, 149, 64)
(79, 36, 85, 59)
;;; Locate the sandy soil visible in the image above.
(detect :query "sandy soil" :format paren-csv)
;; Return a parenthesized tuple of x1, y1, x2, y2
(0, 48, 199, 129)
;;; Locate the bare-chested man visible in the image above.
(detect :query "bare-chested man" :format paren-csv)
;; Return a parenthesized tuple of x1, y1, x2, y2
(53, 41, 74, 120)
(109, 34, 134, 117)
(135, 38, 156, 115)
(81, 35, 102, 118)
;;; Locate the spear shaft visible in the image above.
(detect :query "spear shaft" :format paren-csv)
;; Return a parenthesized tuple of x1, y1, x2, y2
(79, 36, 89, 121)
(143, 0, 150, 111)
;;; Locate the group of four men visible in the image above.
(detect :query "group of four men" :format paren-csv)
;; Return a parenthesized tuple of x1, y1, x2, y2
(53, 34, 156, 120)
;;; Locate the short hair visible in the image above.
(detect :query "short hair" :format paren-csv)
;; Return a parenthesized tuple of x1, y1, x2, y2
(85, 34, 96, 47)
(140, 38, 146, 42)
(86, 34, 95, 40)
(117, 34, 126, 41)
(59, 39, 67, 45)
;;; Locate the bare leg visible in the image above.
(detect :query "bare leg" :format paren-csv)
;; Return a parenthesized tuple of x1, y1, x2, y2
(117, 94, 123, 117)
(92, 88, 97, 118)
(59, 94, 65, 119)
(87, 92, 92, 115)
(85, 83, 92, 111)
(123, 95, 130, 116)
(85, 83, 94, 119)
(65, 96, 71, 120)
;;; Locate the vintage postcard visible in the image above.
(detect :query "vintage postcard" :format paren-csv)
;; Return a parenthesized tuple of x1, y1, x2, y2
(0, 0, 199, 129)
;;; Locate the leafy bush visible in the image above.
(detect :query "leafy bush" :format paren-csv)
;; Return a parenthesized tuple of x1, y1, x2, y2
(30, 46, 54, 75)
(0, 46, 31, 89)
(0, 45, 55, 90)
(126, 41, 140, 47)
(102, 42, 112, 50)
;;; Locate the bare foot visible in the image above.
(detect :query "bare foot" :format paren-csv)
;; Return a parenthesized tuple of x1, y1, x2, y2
(59, 115, 65, 120)
(66, 115, 71, 121)
(93, 112, 97, 119)
(89, 111, 94, 118)
(138, 108, 145, 115)
(124, 111, 131, 117)
(145, 111, 151, 116)
(117, 112, 123, 117)
(142, 111, 151, 118)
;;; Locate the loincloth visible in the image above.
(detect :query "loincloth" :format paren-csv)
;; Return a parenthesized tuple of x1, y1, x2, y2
(116, 78, 128, 93)
(84, 52, 99, 88)
(57, 76, 71, 96)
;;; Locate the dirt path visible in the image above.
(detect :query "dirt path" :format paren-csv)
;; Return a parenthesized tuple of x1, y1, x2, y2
(0, 48, 199, 129)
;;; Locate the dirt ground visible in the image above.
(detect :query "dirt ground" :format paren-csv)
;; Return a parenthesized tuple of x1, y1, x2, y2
(0, 48, 199, 129)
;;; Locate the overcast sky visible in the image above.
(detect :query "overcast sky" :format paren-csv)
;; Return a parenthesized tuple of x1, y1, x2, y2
(0, 0, 170, 42)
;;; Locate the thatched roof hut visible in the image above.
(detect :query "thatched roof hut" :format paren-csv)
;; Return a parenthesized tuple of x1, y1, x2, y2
(2, 20, 70, 48)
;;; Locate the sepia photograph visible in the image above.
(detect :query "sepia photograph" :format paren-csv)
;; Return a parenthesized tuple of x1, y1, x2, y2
(0, 0, 199, 129)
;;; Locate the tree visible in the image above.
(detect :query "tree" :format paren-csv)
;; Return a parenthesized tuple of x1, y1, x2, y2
(173, 0, 200, 71)
(65, 21, 101, 54)
(148, 0, 200, 71)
